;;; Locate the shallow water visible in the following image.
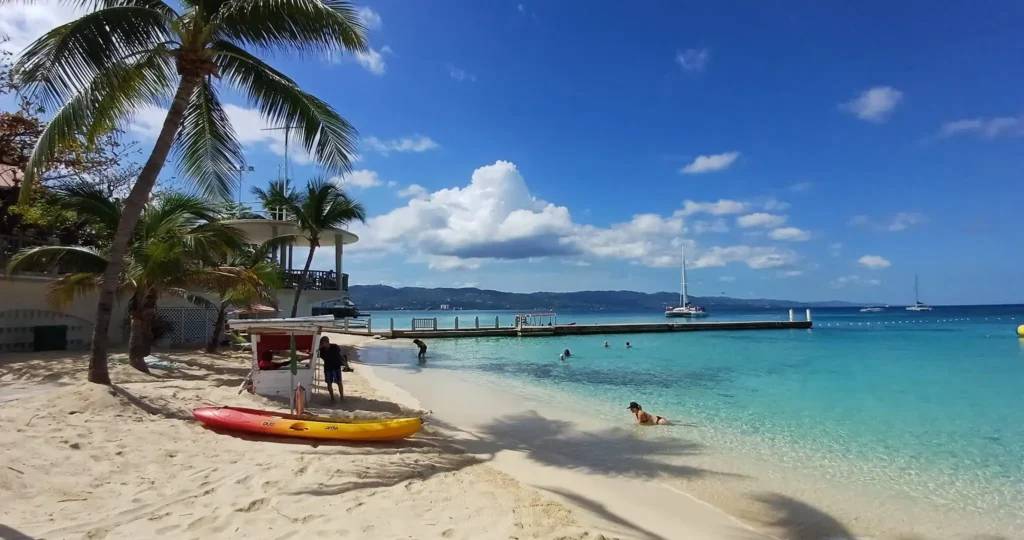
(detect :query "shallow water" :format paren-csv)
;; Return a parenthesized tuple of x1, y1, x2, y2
(368, 306, 1024, 536)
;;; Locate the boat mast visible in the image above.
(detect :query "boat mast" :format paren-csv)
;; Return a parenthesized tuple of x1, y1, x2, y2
(681, 245, 689, 307)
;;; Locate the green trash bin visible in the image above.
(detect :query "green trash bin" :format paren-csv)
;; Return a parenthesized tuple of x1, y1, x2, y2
(33, 325, 68, 352)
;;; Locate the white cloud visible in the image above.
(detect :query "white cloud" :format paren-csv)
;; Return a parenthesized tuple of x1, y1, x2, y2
(832, 275, 881, 288)
(692, 246, 798, 269)
(679, 199, 748, 216)
(351, 160, 806, 273)
(381, 45, 394, 55)
(680, 152, 740, 174)
(332, 169, 382, 189)
(398, 184, 429, 199)
(769, 227, 811, 241)
(841, 86, 903, 122)
(0, 1, 82, 54)
(719, 276, 736, 283)
(849, 212, 927, 232)
(760, 197, 791, 212)
(386, 180, 397, 188)
(355, 47, 387, 75)
(448, 65, 477, 82)
(517, 3, 525, 12)
(858, 255, 891, 269)
(937, 116, 1023, 139)
(676, 47, 710, 74)
(737, 213, 787, 229)
(779, 270, 804, 277)
(364, 135, 439, 156)
(130, 103, 318, 165)
(789, 182, 813, 193)
(693, 219, 729, 234)
(829, 243, 843, 257)
(357, 6, 383, 30)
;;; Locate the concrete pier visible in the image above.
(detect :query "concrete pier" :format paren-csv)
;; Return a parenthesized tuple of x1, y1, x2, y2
(338, 318, 812, 339)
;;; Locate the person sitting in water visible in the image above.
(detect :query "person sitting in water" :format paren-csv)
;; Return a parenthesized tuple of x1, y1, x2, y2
(625, 341, 632, 349)
(257, 350, 291, 371)
(563, 348, 571, 358)
(627, 401, 669, 425)
(412, 338, 427, 360)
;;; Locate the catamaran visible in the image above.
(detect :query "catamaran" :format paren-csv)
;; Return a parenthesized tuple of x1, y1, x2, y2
(665, 246, 708, 318)
(906, 273, 933, 311)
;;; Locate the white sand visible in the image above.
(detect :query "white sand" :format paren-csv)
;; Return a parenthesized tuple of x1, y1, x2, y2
(0, 337, 605, 540)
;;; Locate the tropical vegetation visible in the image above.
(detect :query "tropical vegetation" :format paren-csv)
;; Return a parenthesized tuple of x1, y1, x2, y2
(9, 0, 368, 384)
(253, 178, 366, 316)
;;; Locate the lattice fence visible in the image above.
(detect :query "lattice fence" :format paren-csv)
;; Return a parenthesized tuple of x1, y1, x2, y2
(124, 307, 220, 347)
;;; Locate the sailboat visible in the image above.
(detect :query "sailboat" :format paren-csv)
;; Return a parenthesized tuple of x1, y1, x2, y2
(905, 273, 933, 311)
(665, 246, 708, 318)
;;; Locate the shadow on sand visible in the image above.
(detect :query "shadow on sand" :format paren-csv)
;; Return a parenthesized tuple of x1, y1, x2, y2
(0, 524, 36, 540)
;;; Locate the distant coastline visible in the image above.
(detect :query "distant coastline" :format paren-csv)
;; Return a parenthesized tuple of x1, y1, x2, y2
(349, 284, 861, 312)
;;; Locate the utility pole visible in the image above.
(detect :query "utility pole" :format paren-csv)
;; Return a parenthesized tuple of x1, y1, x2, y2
(232, 165, 255, 204)
(260, 125, 300, 181)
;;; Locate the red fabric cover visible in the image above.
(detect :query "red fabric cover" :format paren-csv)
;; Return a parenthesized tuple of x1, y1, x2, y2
(255, 334, 314, 361)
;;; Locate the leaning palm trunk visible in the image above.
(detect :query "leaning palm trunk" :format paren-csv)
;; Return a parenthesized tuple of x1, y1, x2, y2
(127, 311, 151, 373)
(87, 78, 200, 384)
(290, 242, 319, 317)
(206, 302, 227, 353)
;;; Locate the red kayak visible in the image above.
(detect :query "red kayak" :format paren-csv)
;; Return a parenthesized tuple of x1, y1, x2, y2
(192, 407, 422, 441)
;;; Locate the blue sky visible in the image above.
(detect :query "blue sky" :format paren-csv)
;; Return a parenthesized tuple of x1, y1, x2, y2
(2, 1, 1023, 304)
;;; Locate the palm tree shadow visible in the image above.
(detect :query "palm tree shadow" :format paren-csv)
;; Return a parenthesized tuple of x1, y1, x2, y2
(748, 493, 855, 540)
(0, 524, 36, 540)
(537, 487, 668, 540)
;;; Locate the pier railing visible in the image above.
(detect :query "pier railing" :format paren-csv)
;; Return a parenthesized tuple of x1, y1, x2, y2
(278, 270, 348, 291)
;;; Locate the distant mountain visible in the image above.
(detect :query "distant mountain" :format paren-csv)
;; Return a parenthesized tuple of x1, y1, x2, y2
(348, 285, 857, 312)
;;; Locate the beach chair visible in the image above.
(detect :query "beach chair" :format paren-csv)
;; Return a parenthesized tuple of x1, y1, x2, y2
(229, 331, 252, 352)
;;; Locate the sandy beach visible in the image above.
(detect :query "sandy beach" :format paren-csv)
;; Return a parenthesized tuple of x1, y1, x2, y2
(0, 335, 608, 540)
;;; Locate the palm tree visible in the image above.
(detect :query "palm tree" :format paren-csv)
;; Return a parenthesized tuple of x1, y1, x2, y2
(11, 0, 367, 384)
(253, 178, 365, 317)
(7, 185, 261, 371)
(204, 243, 281, 353)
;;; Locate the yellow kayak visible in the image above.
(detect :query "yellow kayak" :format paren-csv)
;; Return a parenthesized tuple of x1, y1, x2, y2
(193, 407, 423, 441)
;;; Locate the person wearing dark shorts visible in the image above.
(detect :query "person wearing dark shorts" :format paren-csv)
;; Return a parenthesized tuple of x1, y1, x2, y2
(319, 336, 344, 401)
(412, 339, 427, 360)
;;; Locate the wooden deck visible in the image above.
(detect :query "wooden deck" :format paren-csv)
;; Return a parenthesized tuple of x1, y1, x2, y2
(338, 319, 813, 339)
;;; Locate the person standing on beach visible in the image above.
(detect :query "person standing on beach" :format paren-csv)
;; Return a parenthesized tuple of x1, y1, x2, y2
(412, 339, 427, 360)
(319, 336, 344, 401)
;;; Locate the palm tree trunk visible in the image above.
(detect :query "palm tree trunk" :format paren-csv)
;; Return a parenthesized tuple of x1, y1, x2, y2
(127, 310, 150, 373)
(290, 244, 318, 317)
(86, 76, 201, 385)
(139, 290, 158, 359)
(207, 302, 227, 353)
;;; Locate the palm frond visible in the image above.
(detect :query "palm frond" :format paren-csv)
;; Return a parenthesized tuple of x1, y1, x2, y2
(46, 0, 180, 18)
(6, 245, 108, 275)
(15, 5, 173, 111)
(212, 41, 358, 173)
(164, 287, 217, 309)
(212, 0, 366, 57)
(173, 79, 244, 200)
(55, 182, 124, 234)
(46, 272, 102, 308)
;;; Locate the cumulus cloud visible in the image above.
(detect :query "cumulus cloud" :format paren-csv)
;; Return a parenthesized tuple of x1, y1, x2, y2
(849, 212, 927, 232)
(332, 169, 383, 189)
(398, 184, 429, 199)
(937, 116, 1023, 139)
(831, 275, 881, 288)
(448, 64, 477, 82)
(364, 135, 440, 156)
(679, 199, 748, 216)
(737, 213, 787, 229)
(693, 219, 729, 234)
(676, 47, 710, 74)
(351, 160, 804, 272)
(769, 227, 811, 241)
(858, 255, 891, 269)
(680, 152, 740, 174)
(357, 6, 382, 30)
(355, 48, 387, 75)
(841, 86, 903, 122)
(0, 0, 82, 53)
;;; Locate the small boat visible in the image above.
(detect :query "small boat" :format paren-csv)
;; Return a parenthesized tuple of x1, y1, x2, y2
(665, 246, 709, 318)
(905, 274, 933, 311)
(859, 307, 884, 313)
(193, 406, 423, 441)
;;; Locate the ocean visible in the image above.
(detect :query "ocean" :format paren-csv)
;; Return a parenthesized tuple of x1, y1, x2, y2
(364, 306, 1024, 537)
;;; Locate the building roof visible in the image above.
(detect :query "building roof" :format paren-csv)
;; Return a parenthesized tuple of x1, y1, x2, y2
(221, 219, 359, 247)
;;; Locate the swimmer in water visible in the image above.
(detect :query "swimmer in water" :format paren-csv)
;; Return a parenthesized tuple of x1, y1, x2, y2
(603, 341, 609, 348)
(625, 341, 632, 349)
(563, 348, 571, 358)
(627, 401, 669, 425)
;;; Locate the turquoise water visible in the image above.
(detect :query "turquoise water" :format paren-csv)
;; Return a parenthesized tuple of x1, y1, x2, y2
(370, 306, 1024, 532)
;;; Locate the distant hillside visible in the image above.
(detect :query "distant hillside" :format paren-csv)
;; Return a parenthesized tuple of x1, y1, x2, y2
(348, 285, 856, 312)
